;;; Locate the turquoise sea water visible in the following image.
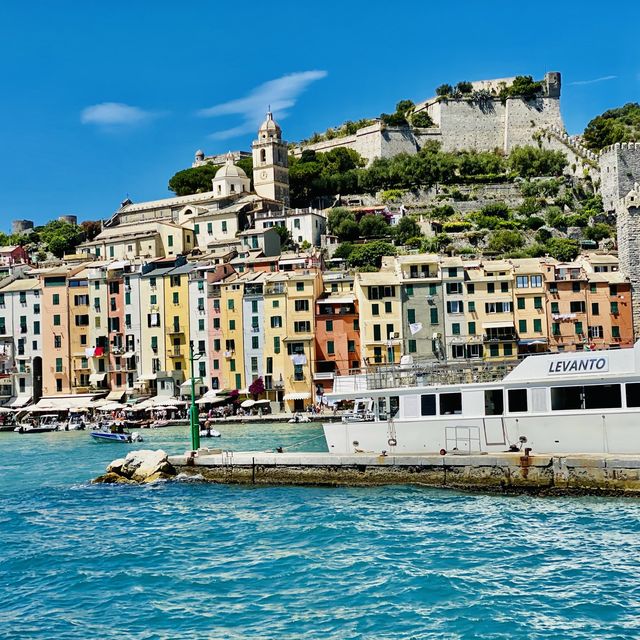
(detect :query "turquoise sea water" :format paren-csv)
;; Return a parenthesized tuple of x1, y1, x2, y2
(1, 423, 640, 639)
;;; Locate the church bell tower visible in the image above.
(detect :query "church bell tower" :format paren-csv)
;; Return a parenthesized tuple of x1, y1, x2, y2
(252, 112, 289, 206)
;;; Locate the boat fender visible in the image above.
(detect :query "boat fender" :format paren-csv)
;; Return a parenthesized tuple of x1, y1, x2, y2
(439, 448, 447, 456)
(387, 438, 397, 447)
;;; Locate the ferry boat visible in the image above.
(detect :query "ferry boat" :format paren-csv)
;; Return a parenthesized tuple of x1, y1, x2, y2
(323, 342, 640, 456)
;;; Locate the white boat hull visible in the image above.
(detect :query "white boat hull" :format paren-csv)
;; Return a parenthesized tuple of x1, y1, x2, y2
(323, 410, 640, 456)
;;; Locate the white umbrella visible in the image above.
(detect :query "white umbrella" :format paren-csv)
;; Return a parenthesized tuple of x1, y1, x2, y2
(240, 399, 255, 409)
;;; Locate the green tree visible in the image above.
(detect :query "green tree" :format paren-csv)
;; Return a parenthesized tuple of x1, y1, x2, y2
(436, 84, 452, 97)
(545, 237, 580, 261)
(455, 81, 473, 95)
(506, 75, 543, 100)
(508, 146, 568, 178)
(583, 223, 612, 242)
(348, 241, 396, 268)
(168, 165, 218, 196)
(272, 225, 293, 249)
(583, 103, 640, 151)
(394, 216, 422, 245)
(411, 111, 433, 128)
(487, 230, 524, 253)
(38, 220, 84, 258)
(359, 214, 390, 238)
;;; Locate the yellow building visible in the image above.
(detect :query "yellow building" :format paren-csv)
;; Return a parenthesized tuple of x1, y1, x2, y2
(162, 263, 194, 383)
(464, 260, 516, 361)
(219, 274, 246, 392)
(282, 271, 323, 412)
(354, 270, 402, 366)
(512, 258, 548, 355)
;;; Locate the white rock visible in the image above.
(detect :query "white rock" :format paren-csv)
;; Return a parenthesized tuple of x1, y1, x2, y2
(121, 449, 169, 482)
(107, 458, 125, 473)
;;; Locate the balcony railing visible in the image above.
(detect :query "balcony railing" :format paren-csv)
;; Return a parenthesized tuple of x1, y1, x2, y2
(168, 325, 184, 334)
(169, 348, 183, 357)
(483, 333, 518, 343)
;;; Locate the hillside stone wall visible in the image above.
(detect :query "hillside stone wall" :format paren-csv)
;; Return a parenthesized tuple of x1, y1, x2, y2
(600, 143, 640, 212)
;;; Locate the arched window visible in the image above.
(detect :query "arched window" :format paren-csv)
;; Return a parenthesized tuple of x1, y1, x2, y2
(260, 149, 266, 163)
(217, 185, 221, 194)
(230, 184, 235, 192)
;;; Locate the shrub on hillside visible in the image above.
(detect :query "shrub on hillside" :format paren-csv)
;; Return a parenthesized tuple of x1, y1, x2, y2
(508, 146, 568, 178)
(487, 230, 525, 253)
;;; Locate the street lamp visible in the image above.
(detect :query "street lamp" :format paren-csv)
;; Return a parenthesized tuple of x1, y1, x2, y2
(188, 340, 205, 451)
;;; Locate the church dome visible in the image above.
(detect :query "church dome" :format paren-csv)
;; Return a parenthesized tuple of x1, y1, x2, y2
(195, 149, 205, 159)
(258, 111, 282, 137)
(215, 153, 247, 179)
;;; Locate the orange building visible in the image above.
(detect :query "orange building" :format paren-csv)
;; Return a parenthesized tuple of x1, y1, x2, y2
(314, 292, 360, 397)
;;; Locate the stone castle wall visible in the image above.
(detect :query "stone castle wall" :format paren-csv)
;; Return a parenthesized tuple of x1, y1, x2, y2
(616, 191, 640, 336)
(600, 143, 640, 212)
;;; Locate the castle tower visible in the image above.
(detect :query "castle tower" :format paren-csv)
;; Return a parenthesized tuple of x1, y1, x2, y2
(252, 112, 289, 206)
(617, 184, 640, 337)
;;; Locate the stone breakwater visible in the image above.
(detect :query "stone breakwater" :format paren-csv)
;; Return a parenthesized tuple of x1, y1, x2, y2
(96, 449, 640, 495)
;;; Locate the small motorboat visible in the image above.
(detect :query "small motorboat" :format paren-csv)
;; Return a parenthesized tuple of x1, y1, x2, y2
(199, 426, 221, 438)
(150, 419, 170, 429)
(287, 413, 311, 424)
(64, 411, 88, 431)
(90, 421, 143, 443)
(14, 414, 60, 434)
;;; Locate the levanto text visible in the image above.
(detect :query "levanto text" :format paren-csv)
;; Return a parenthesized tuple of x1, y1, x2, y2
(547, 357, 609, 374)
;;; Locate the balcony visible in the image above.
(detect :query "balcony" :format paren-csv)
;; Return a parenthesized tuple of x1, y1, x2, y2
(313, 371, 335, 381)
(169, 348, 183, 357)
(168, 325, 184, 335)
(483, 332, 518, 343)
(317, 305, 356, 316)
(404, 268, 438, 280)
(265, 284, 286, 296)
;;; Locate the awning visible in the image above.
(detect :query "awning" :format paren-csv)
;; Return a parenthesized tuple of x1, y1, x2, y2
(4, 396, 32, 408)
(31, 396, 98, 411)
(89, 373, 107, 383)
(98, 402, 126, 411)
(180, 378, 202, 389)
(106, 390, 125, 401)
(138, 396, 187, 409)
(107, 260, 129, 270)
(124, 351, 136, 358)
(482, 321, 515, 329)
(321, 295, 354, 304)
(196, 396, 226, 405)
(518, 338, 548, 345)
(253, 399, 271, 406)
(283, 392, 311, 401)
(137, 374, 157, 382)
(240, 399, 255, 408)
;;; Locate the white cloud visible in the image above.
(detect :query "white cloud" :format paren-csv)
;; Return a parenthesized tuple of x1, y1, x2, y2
(81, 102, 158, 126)
(198, 70, 328, 140)
(569, 75, 617, 86)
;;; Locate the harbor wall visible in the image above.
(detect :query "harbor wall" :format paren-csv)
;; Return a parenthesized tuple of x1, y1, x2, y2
(167, 451, 640, 496)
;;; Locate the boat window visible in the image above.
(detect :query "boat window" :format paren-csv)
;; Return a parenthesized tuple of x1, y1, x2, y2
(584, 384, 621, 409)
(440, 393, 462, 415)
(484, 389, 504, 416)
(626, 383, 640, 408)
(508, 389, 528, 413)
(551, 386, 583, 411)
(552, 385, 622, 410)
(378, 396, 400, 420)
(421, 394, 436, 416)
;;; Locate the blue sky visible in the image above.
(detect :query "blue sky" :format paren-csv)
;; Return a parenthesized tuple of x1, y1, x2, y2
(0, 0, 638, 227)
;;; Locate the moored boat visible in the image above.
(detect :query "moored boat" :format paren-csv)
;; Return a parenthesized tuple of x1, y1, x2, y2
(324, 342, 640, 456)
(90, 422, 143, 443)
(14, 414, 61, 434)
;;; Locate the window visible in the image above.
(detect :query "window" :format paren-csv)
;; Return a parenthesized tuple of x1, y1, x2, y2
(451, 344, 465, 359)
(421, 394, 436, 416)
(52, 294, 60, 305)
(610, 285, 618, 296)
(591, 302, 600, 316)
(484, 389, 504, 415)
(530, 275, 542, 288)
(385, 301, 392, 314)
(508, 389, 528, 412)
(533, 319, 542, 333)
(612, 326, 620, 338)
(516, 276, 528, 288)
(570, 301, 585, 313)
(452, 323, 460, 335)
(172, 291, 180, 305)
(572, 282, 580, 293)
(407, 309, 416, 324)
(485, 302, 511, 313)
(207, 222, 213, 235)
(75, 315, 89, 326)
(487, 283, 495, 294)
(503, 343, 513, 356)
(251, 357, 258, 372)
(168, 235, 174, 247)
(125, 292, 131, 305)
(468, 301, 475, 313)
(626, 383, 640, 407)
(575, 322, 583, 335)
(270, 316, 282, 328)
(294, 300, 309, 312)
(406, 285, 414, 296)
(272, 300, 279, 308)
(198, 319, 205, 331)
(53, 314, 61, 326)
(517, 298, 525, 310)
(353, 319, 359, 331)
(448, 268, 457, 278)
(372, 304, 379, 316)
(252, 336, 259, 349)
(326, 320, 333, 332)
(222, 221, 228, 233)
(534, 297, 542, 310)
(348, 340, 355, 352)
(373, 325, 381, 341)
(430, 308, 438, 324)
(327, 341, 335, 355)
(34, 303, 40, 314)
(466, 283, 475, 294)
(296, 282, 304, 292)
(489, 344, 499, 357)
(440, 392, 462, 415)
(229, 320, 236, 330)
(551, 302, 559, 314)
(446, 282, 462, 295)
(429, 284, 437, 295)
(519, 319, 527, 333)
(552, 385, 621, 410)
(611, 301, 619, 314)
(229, 359, 236, 372)
(552, 322, 560, 335)
(468, 322, 476, 335)
(228, 299, 234, 311)
(214, 339, 221, 351)
(294, 321, 311, 333)
(447, 301, 464, 314)
(56, 379, 62, 393)
(501, 282, 509, 293)
(54, 335, 61, 348)
(33, 321, 40, 335)
(55, 358, 63, 373)
(273, 337, 280, 353)
(590, 283, 597, 293)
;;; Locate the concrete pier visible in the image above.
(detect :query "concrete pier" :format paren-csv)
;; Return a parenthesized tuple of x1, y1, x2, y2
(168, 450, 640, 495)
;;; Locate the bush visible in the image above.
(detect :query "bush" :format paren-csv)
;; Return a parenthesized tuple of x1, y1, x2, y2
(487, 230, 524, 253)
(442, 220, 473, 232)
(455, 81, 473, 94)
(431, 204, 456, 218)
(359, 214, 390, 238)
(518, 197, 542, 216)
(380, 189, 405, 204)
(348, 241, 397, 268)
(411, 111, 433, 128)
(508, 146, 568, 178)
(436, 84, 452, 97)
(480, 202, 510, 218)
(583, 223, 612, 242)
(523, 216, 545, 229)
(535, 228, 552, 243)
(394, 216, 422, 245)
